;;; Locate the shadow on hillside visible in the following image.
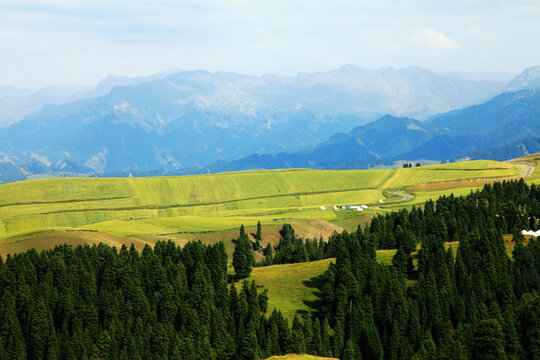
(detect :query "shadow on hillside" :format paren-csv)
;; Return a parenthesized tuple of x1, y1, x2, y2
(298, 274, 326, 317)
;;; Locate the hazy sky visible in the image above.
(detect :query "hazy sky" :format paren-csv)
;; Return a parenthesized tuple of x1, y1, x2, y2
(1, 0, 539, 88)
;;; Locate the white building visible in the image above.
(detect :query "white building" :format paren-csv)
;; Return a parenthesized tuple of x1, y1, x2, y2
(521, 229, 540, 237)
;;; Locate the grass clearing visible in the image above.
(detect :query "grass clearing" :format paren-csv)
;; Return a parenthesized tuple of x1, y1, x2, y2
(249, 246, 425, 321)
(250, 239, 520, 323)
(376, 249, 396, 265)
(249, 258, 334, 321)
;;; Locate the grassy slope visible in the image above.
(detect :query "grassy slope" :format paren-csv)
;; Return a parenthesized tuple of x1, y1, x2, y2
(1, 157, 535, 259)
(0, 160, 522, 244)
(249, 246, 417, 322)
(0, 168, 389, 240)
(249, 258, 334, 321)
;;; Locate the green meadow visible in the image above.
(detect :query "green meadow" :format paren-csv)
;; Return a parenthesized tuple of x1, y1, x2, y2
(0, 159, 531, 256)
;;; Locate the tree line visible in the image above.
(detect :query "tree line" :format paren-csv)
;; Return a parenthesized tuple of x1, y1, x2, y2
(238, 179, 540, 273)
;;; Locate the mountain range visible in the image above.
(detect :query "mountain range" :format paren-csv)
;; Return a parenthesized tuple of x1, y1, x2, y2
(0, 65, 539, 182)
(214, 88, 540, 171)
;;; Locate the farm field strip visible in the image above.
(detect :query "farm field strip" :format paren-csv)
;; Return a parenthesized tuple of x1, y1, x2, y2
(0, 196, 131, 208)
(382, 162, 518, 189)
(0, 187, 383, 219)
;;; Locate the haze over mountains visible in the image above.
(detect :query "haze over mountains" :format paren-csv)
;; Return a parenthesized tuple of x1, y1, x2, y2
(0, 71, 176, 127)
(226, 88, 540, 171)
(0, 65, 539, 182)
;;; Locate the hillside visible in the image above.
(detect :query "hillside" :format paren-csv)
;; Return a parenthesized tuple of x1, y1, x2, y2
(0, 158, 529, 256)
(2, 158, 537, 360)
(210, 115, 430, 170)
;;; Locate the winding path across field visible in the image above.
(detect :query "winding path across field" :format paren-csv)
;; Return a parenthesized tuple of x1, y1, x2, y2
(394, 190, 413, 201)
(524, 164, 534, 178)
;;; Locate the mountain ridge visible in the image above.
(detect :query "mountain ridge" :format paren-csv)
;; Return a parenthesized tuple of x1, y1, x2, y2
(208, 88, 540, 172)
(0, 65, 539, 182)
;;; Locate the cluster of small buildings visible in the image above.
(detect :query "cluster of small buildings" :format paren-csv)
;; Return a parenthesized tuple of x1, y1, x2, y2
(521, 229, 540, 237)
(320, 204, 369, 211)
(346, 205, 369, 211)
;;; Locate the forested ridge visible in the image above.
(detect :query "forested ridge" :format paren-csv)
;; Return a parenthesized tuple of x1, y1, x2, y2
(247, 179, 540, 359)
(0, 241, 297, 360)
(1, 179, 540, 359)
(311, 179, 540, 359)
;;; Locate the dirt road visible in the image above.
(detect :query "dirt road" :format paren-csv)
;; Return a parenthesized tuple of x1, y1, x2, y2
(524, 164, 534, 178)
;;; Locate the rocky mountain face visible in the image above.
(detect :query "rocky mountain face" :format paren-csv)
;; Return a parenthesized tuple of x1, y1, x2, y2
(504, 66, 540, 92)
(0, 71, 175, 128)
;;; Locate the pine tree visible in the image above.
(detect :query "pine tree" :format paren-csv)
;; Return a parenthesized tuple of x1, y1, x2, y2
(258, 289, 269, 313)
(233, 225, 254, 280)
(472, 319, 507, 360)
(392, 246, 408, 277)
(0, 292, 27, 360)
(320, 317, 332, 358)
(28, 298, 51, 360)
(254, 221, 262, 251)
(518, 293, 540, 360)
(240, 321, 259, 360)
(342, 338, 359, 360)
(290, 315, 306, 354)
(265, 316, 281, 356)
(411, 332, 436, 360)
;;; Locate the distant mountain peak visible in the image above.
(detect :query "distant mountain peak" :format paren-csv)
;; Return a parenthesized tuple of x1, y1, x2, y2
(504, 65, 540, 92)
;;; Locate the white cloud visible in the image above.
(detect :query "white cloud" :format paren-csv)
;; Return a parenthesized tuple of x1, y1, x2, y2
(467, 25, 488, 40)
(0, 1, 538, 87)
(408, 28, 462, 51)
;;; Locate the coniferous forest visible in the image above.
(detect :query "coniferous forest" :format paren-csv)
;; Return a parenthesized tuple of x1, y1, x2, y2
(1, 179, 540, 359)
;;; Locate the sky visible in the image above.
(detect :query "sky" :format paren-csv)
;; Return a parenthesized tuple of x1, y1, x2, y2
(0, 0, 539, 88)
